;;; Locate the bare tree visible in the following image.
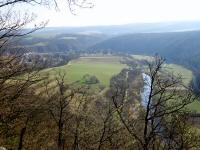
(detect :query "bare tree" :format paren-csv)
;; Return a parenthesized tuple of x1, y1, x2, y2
(43, 72, 101, 150)
(0, 0, 92, 148)
(110, 56, 199, 150)
(43, 72, 74, 150)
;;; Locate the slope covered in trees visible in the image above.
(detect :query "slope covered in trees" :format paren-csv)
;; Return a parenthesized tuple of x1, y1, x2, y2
(19, 33, 107, 53)
(91, 31, 200, 63)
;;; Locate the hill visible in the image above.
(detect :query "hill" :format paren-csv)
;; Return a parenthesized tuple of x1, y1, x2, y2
(19, 33, 107, 53)
(91, 31, 200, 73)
(34, 21, 200, 35)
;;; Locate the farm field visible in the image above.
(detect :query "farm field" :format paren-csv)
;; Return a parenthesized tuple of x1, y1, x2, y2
(188, 100, 200, 113)
(132, 55, 193, 85)
(42, 56, 127, 86)
(163, 64, 193, 86)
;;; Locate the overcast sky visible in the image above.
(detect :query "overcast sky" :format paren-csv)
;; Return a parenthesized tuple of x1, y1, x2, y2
(24, 0, 200, 27)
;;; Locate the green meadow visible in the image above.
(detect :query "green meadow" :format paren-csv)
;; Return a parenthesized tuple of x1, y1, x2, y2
(42, 56, 127, 86)
(187, 99, 200, 113)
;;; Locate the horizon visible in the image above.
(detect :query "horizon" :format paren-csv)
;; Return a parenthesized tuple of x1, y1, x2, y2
(27, 20, 200, 29)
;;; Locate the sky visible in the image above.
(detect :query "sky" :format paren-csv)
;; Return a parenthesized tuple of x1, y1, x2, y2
(21, 0, 200, 27)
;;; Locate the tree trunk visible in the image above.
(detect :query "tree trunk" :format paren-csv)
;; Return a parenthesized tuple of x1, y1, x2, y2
(58, 123, 63, 150)
(18, 127, 26, 150)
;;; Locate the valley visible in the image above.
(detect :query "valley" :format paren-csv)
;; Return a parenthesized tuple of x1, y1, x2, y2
(2, 19, 200, 149)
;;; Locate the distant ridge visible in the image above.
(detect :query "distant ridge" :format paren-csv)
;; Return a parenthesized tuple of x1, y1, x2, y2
(34, 21, 200, 35)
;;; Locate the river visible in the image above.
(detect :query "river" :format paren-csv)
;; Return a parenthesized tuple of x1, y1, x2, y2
(141, 73, 151, 107)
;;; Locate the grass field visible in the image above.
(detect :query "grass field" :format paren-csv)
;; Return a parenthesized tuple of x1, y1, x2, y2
(42, 56, 127, 86)
(132, 55, 193, 85)
(163, 64, 193, 86)
(132, 55, 154, 61)
(188, 100, 200, 113)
